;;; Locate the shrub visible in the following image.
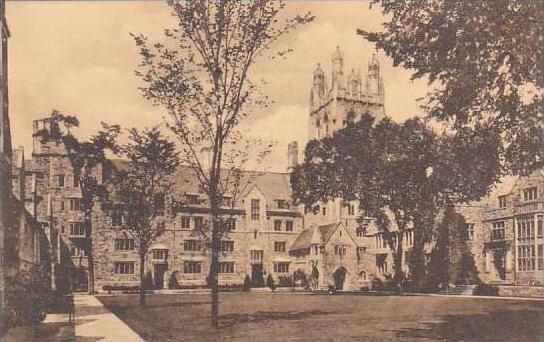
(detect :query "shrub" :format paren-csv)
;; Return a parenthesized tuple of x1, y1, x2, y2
(102, 285, 140, 292)
(3, 266, 50, 333)
(243, 275, 252, 291)
(168, 272, 181, 289)
(266, 274, 276, 291)
(278, 275, 294, 288)
(473, 283, 499, 296)
(371, 276, 397, 292)
(293, 269, 308, 287)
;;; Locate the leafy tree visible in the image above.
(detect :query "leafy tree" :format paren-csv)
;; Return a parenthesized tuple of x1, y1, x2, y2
(358, 1, 544, 175)
(34, 110, 120, 294)
(132, 0, 312, 328)
(112, 127, 180, 306)
(292, 114, 499, 291)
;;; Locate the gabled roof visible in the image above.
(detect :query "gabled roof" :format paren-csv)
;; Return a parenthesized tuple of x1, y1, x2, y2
(290, 221, 357, 252)
(289, 228, 314, 251)
(109, 161, 295, 210)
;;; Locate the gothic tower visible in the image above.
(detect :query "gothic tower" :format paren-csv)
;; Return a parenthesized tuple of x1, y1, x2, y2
(287, 141, 299, 172)
(308, 47, 385, 141)
(331, 46, 345, 95)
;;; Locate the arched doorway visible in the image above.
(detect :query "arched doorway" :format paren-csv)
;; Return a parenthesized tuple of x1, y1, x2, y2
(333, 267, 347, 290)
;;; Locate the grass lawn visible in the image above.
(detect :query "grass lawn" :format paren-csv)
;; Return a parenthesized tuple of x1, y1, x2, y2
(98, 292, 544, 342)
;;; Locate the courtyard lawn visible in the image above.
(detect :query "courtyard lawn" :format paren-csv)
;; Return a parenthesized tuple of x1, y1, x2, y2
(98, 292, 544, 342)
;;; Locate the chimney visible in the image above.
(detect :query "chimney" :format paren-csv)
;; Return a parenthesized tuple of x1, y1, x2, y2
(287, 141, 299, 172)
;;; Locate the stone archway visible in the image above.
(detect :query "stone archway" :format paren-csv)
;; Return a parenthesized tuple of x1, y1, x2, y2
(333, 267, 348, 290)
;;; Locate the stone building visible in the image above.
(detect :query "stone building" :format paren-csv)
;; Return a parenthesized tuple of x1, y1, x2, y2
(9, 46, 543, 293)
(308, 47, 385, 141)
(1, 0, 51, 314)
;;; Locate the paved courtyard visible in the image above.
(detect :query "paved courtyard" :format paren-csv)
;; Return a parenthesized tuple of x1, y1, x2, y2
(98, 292, 544, 342)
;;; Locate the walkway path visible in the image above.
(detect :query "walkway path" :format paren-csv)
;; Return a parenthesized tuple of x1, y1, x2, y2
(73, 294, 144, 342)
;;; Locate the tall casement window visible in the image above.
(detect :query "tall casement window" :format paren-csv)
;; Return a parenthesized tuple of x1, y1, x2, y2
(274, 262, 289, 273)
(251, 199, 260, 220)
(285, 221, 294, 232)
(537, 215, 543, 238)
(498, 195, 507, 208)
(274, 220, 282, 231)
(152, 249, 168, 260)
(183, 240, 201, 252)
(181, 217, 191, 229)
(114, 262, 135, 274)
(183, 261, 201, 274)
(274, 241, 286, 253)
(538, 244, 543, 271)
(465, 223, 475, 241)
(517, 215, 536, 271)
(56, 174, 65, 187)
(250, 250, 263, 261)
(69, 198, 82, 211)
(114, 238, 134, 251)
(69, 222, 85, 237)
(220, 240, 235, 253)
(194, 217, 204, 230)
(219, 262, 235, 274)
(376, 254, 388, 275)
(224, 218, 236, 231)
(73, 173, 79, 188)
(523, 187, 538, 201)
(491, 221, 506, 241)
(334, 245, 347, 256)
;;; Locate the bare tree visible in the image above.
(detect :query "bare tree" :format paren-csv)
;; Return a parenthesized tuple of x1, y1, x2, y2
(132, 0, 313, 328)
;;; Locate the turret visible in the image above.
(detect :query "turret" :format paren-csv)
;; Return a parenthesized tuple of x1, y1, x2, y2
(32, 118, 65, 155)
(287, 141, 299, 172)
(310, 63, 325, 110)
(331, 46, 344, 92)
(366, 53, 383, 99)
(347, 68, 361, 99)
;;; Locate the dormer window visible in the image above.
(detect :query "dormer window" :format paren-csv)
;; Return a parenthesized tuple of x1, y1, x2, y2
(523, 187, 538, 202)
(185, 193, 200, 205)
(221, 196, 232, 207)
(498, 195, 507, 208)
(276, 199, 289, 209)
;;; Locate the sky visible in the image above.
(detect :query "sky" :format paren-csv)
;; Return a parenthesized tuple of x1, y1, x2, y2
(7, 1, 429, 172)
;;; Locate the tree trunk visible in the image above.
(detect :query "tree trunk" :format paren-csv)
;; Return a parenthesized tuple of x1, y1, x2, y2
(393, 232, 404, 293)
(210, 215, 220, 329)
(85, 207, 95, 294)
(140, 253, 146, 307)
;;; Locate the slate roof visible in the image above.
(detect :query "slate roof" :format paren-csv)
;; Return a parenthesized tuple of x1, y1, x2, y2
(289, 222, 341, 252)
(110, 161, 294, 210)
(289, 228, 314, 251)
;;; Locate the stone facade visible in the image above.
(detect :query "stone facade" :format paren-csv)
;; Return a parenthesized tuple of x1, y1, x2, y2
(1, 0, 51, 316)
(308, 47, 385, 141)
(9, 45, 543, 294)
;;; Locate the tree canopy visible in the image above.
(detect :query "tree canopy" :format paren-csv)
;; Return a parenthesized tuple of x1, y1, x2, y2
(291, 114, 501, 288)
(358, 1, 543, 175)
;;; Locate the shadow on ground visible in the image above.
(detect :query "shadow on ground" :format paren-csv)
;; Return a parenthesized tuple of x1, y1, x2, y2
(390, 308, 544, 342)
(220, 309, 343, 328)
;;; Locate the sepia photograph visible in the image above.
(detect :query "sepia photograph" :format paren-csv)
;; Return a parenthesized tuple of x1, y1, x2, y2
(0, 1, 543, 341)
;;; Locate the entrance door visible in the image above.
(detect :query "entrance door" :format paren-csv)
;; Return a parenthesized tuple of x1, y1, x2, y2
(333, 267, 347, 290)
(251, 264, 264, 287)
(73, 267, 88, 292)
(154, 264, 167, 289)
